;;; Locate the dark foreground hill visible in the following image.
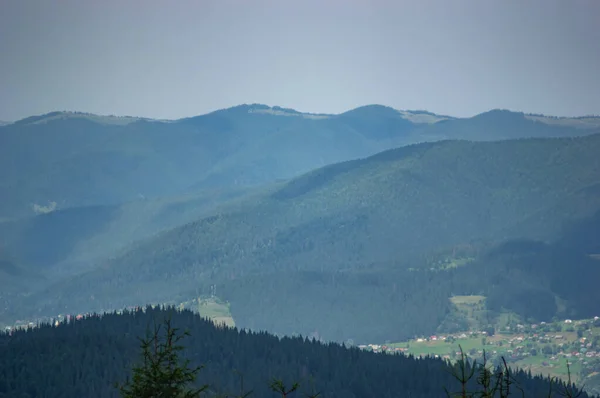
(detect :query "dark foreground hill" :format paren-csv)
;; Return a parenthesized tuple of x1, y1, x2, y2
(0, 307, 587, 398)
(10, 133, 600, 343)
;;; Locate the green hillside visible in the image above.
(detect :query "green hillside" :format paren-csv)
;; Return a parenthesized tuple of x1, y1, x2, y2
(10, 133, 600, 342)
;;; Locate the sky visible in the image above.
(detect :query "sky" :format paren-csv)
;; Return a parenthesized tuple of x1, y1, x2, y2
(0, 0, 599, 121)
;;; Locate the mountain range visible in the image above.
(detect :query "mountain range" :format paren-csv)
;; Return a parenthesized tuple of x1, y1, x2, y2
(2, 104, 599, 270)
(2, 105, 600, 343)
(2, 104, 599, 221)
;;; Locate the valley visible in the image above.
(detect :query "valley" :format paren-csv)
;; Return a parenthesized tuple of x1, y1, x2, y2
(369, 312, 600, 396)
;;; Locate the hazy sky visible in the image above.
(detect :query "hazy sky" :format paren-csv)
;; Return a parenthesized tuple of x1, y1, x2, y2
(1, 0, 599, 121)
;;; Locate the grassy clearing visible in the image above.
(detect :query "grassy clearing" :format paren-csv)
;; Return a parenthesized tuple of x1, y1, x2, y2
(450, 295, 486, 306)
(517, 355, 582, 383)
(449, 295, 490, 329)
(176, 297, 236, 328)
(389, 337, 487, 357)
(442, 257, 475, 269)
(196, 298, 235, 328)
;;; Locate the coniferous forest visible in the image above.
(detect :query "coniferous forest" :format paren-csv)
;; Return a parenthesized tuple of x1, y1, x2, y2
(0, 307, 592, 398)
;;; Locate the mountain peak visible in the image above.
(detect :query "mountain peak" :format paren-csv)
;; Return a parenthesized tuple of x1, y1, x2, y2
(469, 109, 527, 123)
(340, 105, 452, 124)
(339, 104, 398, 116)
(476, 108, 525, 116)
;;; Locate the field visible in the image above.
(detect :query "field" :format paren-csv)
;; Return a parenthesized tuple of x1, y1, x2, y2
(449, 295, 493, 330)
(197, 298, 235, 327)
(177, 297, 236, 328)
(383, 336, 586, 385)
(517, 354, 582, 381)
(450, 295, 486, 306)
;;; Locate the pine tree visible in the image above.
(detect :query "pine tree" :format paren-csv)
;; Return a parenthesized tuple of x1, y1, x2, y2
(118, 317, 208, 398)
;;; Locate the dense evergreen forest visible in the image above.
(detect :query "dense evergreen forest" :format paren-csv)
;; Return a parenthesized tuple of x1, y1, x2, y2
(7, 208, 599, 345)
(0, 307, 590, 398)
(221, 234, 600, 343)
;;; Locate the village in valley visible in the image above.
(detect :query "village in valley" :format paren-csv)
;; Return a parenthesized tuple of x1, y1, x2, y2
(363, 316, 600, 361)
(359, 296, 600, 395)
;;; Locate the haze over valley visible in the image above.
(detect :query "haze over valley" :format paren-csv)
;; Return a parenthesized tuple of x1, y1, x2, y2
(2, 1, 600, 396)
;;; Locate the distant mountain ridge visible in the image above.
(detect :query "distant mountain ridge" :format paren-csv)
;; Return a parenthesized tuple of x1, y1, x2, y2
(2, 104, 598, 220)
(10, 104, 600, 126)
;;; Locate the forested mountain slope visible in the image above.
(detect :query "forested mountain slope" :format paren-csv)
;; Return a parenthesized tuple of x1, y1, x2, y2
(10, 133, 600, 342)
(2, 105, 596, 304)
